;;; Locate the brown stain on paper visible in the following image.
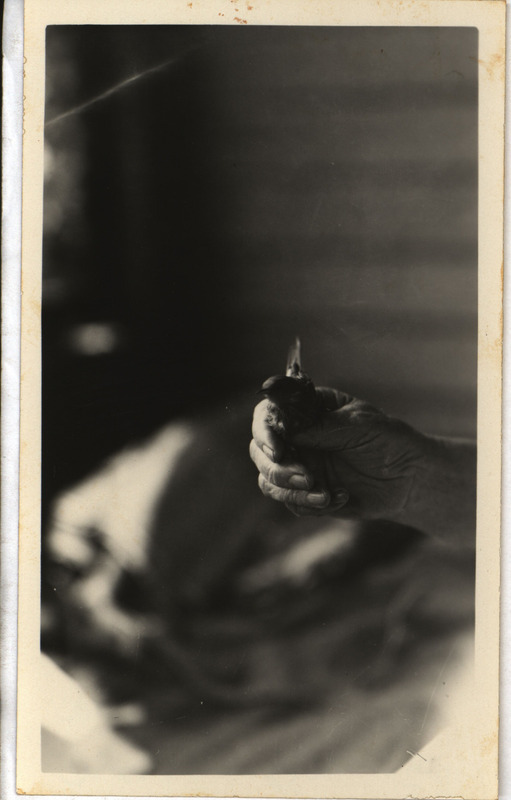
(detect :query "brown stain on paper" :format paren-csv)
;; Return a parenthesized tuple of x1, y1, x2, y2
(482, 332, 502, 366)
(470, 52, 505, 81)
(479, 730, 498, 761)
(483, 51, 505, 81)
(459, 731, 499, 799)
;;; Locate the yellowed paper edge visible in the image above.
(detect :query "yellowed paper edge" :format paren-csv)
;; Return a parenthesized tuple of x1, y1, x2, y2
(17, 0, 505, 796)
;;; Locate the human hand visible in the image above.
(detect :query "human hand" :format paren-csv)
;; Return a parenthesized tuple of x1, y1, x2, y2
(250, 387, 429, 522)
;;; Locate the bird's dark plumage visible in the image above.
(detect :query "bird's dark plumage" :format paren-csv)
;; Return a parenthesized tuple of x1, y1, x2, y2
(258, 339, 321, 437)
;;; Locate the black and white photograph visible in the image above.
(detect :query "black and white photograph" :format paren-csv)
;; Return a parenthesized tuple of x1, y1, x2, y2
(14, 1, 504, 796)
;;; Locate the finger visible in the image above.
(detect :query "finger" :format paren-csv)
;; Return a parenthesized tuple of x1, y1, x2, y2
(258, 474, 330, 508)
(315, 387, 380, 415)
(315, 386, 354, 411)
(288, 399, 382, 450)
(249, 439, 313, 490)
(286, 489, 349, 518)
(252, 401, 285, 462)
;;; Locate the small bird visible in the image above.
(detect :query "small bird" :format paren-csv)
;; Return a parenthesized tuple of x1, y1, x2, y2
(258, 338, 321, 438)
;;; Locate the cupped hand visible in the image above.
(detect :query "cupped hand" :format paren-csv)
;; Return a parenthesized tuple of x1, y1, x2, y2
(250, 387, 428, 521)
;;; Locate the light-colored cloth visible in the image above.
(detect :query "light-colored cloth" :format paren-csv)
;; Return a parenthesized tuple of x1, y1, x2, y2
(41, 653, 152, 774)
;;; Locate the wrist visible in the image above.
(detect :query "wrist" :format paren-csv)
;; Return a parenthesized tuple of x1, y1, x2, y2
(395, 434, 476, 546)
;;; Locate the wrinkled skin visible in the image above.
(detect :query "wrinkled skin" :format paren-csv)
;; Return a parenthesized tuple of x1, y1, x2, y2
(250, 387, 433, 523)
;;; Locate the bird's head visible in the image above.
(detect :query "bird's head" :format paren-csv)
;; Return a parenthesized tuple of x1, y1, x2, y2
(258, 375, 309, 406)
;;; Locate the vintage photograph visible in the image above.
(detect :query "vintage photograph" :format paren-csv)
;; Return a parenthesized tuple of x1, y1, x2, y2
(40, 22, 478, 773)
(15, 1, 504, 797)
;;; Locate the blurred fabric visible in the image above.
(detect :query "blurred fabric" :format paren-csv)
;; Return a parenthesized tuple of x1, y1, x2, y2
(42, 405, 475, 774)
(40, 653, 152, 774)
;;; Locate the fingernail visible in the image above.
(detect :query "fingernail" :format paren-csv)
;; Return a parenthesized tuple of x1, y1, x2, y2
(333, 490, 349, 506)
(262, 445, 275, 461)
(289, 474, 309, 489)
(308, 492, 329, 507)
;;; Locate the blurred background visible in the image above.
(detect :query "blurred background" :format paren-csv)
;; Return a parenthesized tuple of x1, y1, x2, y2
(43, 24, 477, 518)
(41, 25, 478, 775)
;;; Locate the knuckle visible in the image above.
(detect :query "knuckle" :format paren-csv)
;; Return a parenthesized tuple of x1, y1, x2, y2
(258, 474, 276, 500)
(267, 463, 280, 486)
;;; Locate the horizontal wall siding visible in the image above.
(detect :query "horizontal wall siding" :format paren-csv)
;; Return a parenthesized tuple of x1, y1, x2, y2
(43, 26, 477, 500)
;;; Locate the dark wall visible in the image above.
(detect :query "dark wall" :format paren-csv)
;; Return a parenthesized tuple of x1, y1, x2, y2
(43, 25, 478, 509)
